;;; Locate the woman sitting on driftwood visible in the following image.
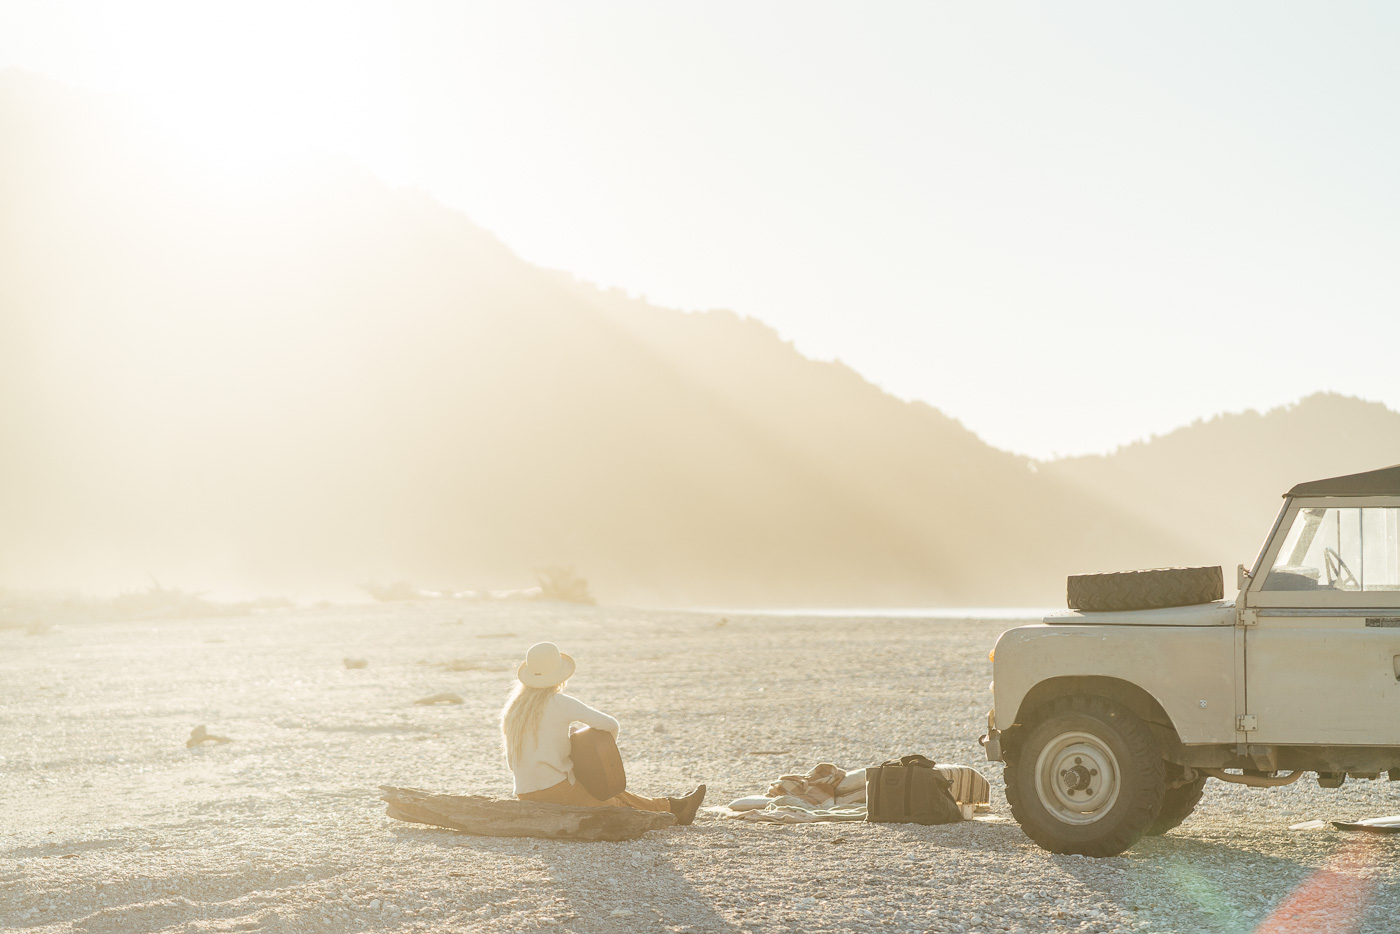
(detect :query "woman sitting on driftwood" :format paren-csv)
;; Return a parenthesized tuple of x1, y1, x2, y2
(501, 642, 706, 824)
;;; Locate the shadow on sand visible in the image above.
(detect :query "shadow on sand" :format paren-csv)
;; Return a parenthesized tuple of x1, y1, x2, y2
(388, 823, 741, 932)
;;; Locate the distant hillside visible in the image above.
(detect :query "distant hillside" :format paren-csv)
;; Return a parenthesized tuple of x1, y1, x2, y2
(3, 70, 1211, 605)
(1040, 393, 1400, 573)
(16, 72, 1397, 606)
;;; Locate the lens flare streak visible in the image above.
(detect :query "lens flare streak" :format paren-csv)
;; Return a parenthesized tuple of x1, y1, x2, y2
(1255, 839, 1378, 934)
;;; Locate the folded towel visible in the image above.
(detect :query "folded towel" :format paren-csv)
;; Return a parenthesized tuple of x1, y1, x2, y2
(766, 762, 848, 805)
(935, 764, 991, 807)
(716, 798, 869, 823)
(724, 795, 776, 812)
(835, 768, 866, 796)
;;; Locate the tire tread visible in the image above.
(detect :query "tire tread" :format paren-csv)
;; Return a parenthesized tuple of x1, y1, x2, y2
(1067, 566, 1223, 612)
(1004, 695, 1165, 857)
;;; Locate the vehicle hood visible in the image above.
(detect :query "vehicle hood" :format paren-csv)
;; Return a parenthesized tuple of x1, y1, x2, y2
(1042, 599, 1237, 626)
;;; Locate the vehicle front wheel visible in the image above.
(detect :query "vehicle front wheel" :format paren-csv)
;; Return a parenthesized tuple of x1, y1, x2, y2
(1004, 696, 1165, 856)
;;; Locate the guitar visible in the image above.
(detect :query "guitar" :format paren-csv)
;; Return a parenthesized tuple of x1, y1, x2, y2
(570, 727, 627, 801)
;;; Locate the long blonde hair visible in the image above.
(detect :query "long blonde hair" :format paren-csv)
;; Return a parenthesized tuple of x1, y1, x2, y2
(500, 679, 564, 768)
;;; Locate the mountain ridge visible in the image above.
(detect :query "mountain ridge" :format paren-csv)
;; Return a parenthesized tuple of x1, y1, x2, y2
(3, 69, 1396, 605)
(1041, 392, 1400, 573)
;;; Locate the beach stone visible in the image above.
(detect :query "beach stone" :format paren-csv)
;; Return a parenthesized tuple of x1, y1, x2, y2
(185, 725, 232, 748)
(412, 692, 464, 705)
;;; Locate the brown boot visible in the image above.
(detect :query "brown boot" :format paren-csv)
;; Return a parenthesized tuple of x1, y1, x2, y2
(667, 785, 706, 825)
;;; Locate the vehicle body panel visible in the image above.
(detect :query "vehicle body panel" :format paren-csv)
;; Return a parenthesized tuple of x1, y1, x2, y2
(1240, 492, 1400, 743)
(992, 624, 1237, 744)
(1245, 613, 1400, 744)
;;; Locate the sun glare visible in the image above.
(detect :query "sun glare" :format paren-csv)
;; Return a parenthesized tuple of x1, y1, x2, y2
(87, 1, 405, 173)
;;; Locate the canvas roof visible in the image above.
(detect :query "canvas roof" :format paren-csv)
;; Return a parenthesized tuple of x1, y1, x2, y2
(1287, 464, 1400, 497)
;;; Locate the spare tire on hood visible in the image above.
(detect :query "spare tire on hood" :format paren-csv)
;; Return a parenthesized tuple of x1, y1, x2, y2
(1067, 566, 1223, 612)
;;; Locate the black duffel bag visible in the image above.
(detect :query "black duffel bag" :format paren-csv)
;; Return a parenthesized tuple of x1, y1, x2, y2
(570, 727, 626, 800)
(865, 754, 963, 825)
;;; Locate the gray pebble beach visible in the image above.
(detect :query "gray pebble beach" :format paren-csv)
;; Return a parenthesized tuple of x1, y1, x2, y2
(3, 602, 1396, 933)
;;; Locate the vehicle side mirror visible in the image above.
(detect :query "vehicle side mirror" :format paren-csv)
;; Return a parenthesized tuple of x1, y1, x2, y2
(1237, 563, 1252, 590)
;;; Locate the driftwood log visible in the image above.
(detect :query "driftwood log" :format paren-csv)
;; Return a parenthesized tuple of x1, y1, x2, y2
(379, 786, 675, 841)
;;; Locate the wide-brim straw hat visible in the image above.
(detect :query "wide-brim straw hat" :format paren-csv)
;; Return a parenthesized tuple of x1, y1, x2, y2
(517, 642, 575, 688)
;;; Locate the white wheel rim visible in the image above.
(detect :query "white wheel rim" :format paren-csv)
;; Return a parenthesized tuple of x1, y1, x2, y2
(1033, 730, 1121, 825)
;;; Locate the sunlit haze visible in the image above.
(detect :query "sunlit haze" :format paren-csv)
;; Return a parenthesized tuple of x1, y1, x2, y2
(5, 2, 1400, 604)
(6, 1, 1400, 458)
(12, 9, 1400, 928)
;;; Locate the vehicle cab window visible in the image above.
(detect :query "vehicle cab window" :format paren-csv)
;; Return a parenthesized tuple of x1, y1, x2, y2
(1263, 506, 1400, 591)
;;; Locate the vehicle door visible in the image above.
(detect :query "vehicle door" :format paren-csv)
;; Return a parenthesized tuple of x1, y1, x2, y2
(1244, 498, 1400, 746)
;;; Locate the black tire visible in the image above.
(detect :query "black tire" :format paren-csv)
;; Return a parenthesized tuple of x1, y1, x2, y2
(1004, 696, 1165, 856)
(1145, 766, 1207, 835)
(1067, 566, 1223, 612)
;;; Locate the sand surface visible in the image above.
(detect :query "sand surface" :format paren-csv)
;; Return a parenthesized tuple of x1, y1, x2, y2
(4, 602, 1399, 933)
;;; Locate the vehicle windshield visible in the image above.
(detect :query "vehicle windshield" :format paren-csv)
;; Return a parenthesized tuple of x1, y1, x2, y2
(1263, 506, 1400, 592)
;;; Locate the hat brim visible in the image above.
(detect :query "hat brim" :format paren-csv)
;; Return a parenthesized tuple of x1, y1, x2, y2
(517, 652, 575, 688)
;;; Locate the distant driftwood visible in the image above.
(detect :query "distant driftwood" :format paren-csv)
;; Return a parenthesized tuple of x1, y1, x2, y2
(379, 786, 675, 841)
(412, 692, 464, 705)
(186, 725, 233, 748)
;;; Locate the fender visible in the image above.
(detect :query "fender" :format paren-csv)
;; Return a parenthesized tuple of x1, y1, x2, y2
(991, 621, 1237, 747)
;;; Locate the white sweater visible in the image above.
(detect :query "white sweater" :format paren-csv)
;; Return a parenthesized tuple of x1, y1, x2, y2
(511, 693, 620, 795)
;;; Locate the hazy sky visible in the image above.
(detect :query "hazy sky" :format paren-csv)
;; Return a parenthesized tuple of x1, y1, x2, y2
(4, 1, 1398, 458)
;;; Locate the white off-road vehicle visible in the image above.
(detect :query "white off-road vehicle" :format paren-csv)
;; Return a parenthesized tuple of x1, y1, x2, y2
(982, 464, 1400, 856)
